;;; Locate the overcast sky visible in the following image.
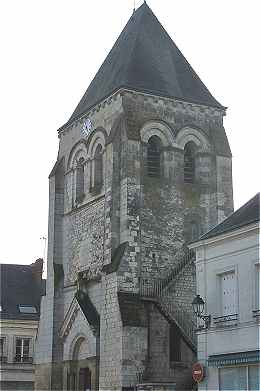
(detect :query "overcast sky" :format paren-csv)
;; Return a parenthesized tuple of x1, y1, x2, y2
(0, 0, 259, 266)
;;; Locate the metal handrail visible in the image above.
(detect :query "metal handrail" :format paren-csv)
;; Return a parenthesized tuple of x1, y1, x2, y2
(139, 248, 197, 348)
(139, 249, 195, 298)
(213, 313, 238, 323)
(159, 296, 197, 346)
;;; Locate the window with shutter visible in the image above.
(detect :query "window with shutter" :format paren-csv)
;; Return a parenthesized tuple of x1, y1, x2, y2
(220, 271, 237, 316)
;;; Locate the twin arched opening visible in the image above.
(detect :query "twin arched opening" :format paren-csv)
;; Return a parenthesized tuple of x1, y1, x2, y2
(68, 136, 105, 208)
(142, 123, 205, 183)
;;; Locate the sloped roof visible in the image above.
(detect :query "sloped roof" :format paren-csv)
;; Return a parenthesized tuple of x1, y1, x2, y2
(0, 262, 44, 321)
(66, 2, 223, 127)
(199, 193, 260, 241)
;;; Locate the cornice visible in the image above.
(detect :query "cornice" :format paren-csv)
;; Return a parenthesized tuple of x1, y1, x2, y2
(189, 222, 260, 250)
(57, 87, 225, 137)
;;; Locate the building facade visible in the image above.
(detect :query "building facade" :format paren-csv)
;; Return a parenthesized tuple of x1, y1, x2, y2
(35, 3, 233, 390)
(0, 260, 44, 391)
(190, 193, 260, 390)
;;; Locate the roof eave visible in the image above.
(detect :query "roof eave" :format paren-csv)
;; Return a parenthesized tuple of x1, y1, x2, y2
(188, 221, 260, 250)
(57, 86, 226, 134)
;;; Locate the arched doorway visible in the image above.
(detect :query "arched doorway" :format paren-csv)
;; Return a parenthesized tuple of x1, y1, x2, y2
(79, 367, 91, 391)
(68, 337, 92, 391)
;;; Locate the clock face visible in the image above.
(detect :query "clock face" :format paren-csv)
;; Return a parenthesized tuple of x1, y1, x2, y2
(81, 118, 93, 137)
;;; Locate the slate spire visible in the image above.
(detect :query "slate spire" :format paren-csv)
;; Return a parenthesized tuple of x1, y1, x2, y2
(68, 2, 223, 124)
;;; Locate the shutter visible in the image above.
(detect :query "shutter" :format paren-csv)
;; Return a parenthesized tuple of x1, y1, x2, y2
(221, 271, 237, 316)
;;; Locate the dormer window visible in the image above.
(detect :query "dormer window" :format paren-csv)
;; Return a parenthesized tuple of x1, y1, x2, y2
(147, 136, 162, 177)
(18, 305, 37, 314)
(184, 142, 196, 183)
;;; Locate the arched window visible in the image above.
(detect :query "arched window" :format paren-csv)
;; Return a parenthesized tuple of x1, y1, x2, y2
(184, 142, 196, 183)
(76, 157, 85, 202)
(147, 136, 162, 177)
(94, 144, 103, 188)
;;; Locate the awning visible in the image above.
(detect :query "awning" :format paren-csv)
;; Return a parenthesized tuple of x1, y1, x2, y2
(208, 350, 260, 367)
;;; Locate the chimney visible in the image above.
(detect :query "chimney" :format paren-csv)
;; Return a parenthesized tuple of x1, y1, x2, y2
(30, 258, 43, 285)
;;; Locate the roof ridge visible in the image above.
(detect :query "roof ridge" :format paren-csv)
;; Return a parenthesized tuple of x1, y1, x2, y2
(126, 3, 147, 83)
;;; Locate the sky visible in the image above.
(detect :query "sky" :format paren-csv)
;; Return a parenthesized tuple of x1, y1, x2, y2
(0, 0, 259, 266)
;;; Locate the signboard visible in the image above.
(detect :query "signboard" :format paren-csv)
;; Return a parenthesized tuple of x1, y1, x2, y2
(192, 362, 205, 383)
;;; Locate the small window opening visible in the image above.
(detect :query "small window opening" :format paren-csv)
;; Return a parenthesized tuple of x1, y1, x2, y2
(94, 144, 103, 188)
(147, 136, 162, 177)
(76, 157, 85, 202)
(184, 142, 196, 183)
(169, 323, 181, 362)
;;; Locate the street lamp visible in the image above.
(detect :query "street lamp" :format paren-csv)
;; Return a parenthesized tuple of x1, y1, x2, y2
(192, 295, 211, 328)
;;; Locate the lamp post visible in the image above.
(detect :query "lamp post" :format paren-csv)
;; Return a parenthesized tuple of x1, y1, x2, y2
(192, 295, 211, 328)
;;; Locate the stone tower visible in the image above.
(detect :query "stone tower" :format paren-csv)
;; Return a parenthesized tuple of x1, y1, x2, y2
(35, 3, 233, 391)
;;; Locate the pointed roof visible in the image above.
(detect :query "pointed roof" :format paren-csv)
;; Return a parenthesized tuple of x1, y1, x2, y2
(198, 193, 260, 241)
(67, 3, 223, 126)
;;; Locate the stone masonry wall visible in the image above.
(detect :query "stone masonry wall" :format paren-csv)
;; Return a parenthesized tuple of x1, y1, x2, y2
(122, 326, 148, 387)
(117, 91, 233, 289)
(64, 198, 105, 284)
(99, 273, 123, 390)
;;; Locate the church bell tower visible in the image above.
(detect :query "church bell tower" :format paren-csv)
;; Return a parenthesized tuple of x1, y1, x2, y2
(35, 3, 233, 390)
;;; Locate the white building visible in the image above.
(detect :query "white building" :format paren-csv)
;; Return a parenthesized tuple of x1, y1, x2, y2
(190, 193, 260, 390)
(0, 260, 44, 391)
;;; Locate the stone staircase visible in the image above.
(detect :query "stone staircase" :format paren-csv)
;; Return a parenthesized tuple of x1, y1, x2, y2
(139, 247, 197, 352)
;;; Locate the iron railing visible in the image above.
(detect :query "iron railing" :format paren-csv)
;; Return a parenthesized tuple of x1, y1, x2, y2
(139, 248, 197, 349)
(213, 314, 238, 324)
(158, 296, 197, 348)
(139, 247, 195, 297)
